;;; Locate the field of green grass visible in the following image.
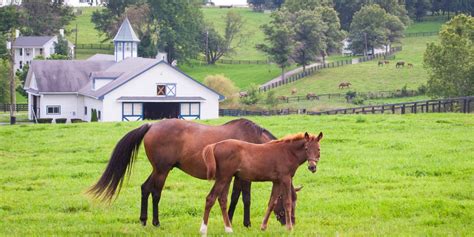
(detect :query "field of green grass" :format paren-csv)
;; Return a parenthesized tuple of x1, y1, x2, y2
(66, 7, 108, 45)
(0, 114, 472, 235)
(405, 16, 447, 33)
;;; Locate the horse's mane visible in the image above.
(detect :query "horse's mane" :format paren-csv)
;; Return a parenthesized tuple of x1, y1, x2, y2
(224, 118, 277, 140)
(269, 133, 306, 144)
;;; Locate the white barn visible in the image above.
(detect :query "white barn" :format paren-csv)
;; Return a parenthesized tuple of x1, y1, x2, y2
(23, 19, 224, 122)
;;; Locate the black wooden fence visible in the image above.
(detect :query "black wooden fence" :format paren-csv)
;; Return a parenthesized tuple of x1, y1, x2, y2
(76, 43, 114, 50)
(1, 104, 28, 112)
(220, 96, 474, 117)
(259, 46, 403, 92)
(405, 31, 438, 37)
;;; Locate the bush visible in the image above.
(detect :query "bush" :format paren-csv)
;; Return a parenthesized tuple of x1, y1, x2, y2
(400, 84, 409, 97)
(37, 118, 53, 124)
(71, 118, 84, 123)
(203, 74, 239, 105)
(345, 91, 357, 102)
(265, 91, 278, 108)
(55, 118, 67, 124)
(91, 109, 98, 122)
(240, 83, 261, 105)
(417, 84, 427, 95)
(353, 98, 365, 105)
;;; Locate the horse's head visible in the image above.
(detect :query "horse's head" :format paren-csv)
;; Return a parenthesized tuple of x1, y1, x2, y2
(274, 185, 303, 225)
(304, 132, 323, 173)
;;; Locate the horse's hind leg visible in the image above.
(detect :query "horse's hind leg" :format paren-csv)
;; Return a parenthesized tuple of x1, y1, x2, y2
(241, 180, 252, 227)
(150, 168, 171, 227)
(140, 174, 152, 226)
(218, 178, 234, 233)
(227, 177, 242, 224)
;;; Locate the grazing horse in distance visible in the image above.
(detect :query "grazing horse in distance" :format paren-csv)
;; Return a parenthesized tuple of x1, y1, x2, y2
(277, 95, 288, 101)
(339, 82, 352, 89)
(88, 119, 295, 228)
(291, 88, 298, 95)
(384, 60, 390, 65)
(239, 91, 248, 98)
(396, 61, 405, 68)
(378, 61, 384, 66)
(200, 132, 323, 234)
(306, 93, 318, 100)
(407, 63, 413, 68)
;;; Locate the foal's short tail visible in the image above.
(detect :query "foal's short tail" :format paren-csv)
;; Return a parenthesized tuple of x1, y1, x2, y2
(202, 144, 217, 180)
(88, 123, 151, 202)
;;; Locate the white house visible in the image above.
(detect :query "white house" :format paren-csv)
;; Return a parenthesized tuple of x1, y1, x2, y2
(12, 30, 75, 71)
(23, 18, 224, 122)
(208, 0, 248, 7)
(341, 39, 391, 56)
(0, 0, 102, 7)
(0, 0, 20, 7)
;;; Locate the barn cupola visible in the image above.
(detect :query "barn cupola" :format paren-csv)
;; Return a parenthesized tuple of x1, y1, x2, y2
(113, 18, 140, 62)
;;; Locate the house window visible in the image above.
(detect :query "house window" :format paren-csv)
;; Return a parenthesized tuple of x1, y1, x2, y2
(123, 103, 142, 115)
(180, 103, 200, 116)
(84, 106, 87, 115)
(19, 61, 23, 69)
(39, 48, 43, 55)
(98, 110, 101, 120)
(46, 105, 61, 115)
(117, 43, 122, 51)
(25, 48, 30, 56)
(126, 42, 130, 51)
(19, 48, 23, 56)
(157, 85, 166, 96)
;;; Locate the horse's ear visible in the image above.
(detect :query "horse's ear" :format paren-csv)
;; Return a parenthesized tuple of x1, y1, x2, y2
(304, 132, 310, 141)
(316, 132, 323, 141)
(295, 186, 303, 192)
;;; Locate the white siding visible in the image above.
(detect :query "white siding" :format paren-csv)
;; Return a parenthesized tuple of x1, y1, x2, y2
(40, 94, 80, 121)
(94, 78, 114, 90)
(102, 63, 220, 121)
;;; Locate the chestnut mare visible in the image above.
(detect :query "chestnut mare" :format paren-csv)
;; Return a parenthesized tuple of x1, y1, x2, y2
(200, 132, 323, 234)
(88, 118, 294, 227)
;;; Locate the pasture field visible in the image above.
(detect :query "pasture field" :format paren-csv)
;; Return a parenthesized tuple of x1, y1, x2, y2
(0, 114, 473, 235)
(66, 7, 108, 45)
(267, 36, 438, 110)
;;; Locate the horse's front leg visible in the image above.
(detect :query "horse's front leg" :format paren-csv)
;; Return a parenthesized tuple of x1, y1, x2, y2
(281, 177, 293, 231)
(260, 182, 279, 231)
(240, 179, 252, 227)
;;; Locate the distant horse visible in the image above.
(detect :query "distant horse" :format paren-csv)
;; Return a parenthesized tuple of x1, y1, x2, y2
(291, 88, 298, 95)
(384, 60, 390, 65)
(200, 132, 323, 234)
(306, 93, 319, 100)
(407, 63, 413, 68)
(239, 91, 248, 98)
(339, 82, 352, 89)
(396, 61, 405, 68)
(378, 61, 384, 66)
(88, 119, 295, 228)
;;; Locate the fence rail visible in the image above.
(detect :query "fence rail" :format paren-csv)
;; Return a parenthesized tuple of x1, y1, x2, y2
(75, 43, 114, 50)
(1, 103, 28, 112)
(259, 46, 402, 92)
(220, 96, 474, 117)
(405, 31, 438, 37)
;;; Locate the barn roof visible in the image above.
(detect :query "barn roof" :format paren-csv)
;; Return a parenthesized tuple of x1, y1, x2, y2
(13, 36, 55, 47)
(113, 18, 140, 42)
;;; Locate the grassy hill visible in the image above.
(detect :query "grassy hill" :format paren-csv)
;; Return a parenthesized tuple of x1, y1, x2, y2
(0, 114, 472, 235)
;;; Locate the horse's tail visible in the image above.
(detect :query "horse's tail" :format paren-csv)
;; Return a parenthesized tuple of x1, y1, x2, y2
(202, 143, 217, 180)
(88, 123, 151, 202)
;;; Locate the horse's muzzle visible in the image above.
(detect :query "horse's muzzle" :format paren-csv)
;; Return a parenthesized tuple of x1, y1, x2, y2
(308, 165, 317, 173)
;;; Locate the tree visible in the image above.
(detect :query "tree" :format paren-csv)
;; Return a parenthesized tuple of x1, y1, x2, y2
(316, 6, 346, 61)
(283, 0, 331, 12)
(349, 4, 389, 55)
(240, 83, 261, 105)
(150, 0, 204, 64)
(15, 63, 28, 97)
(384, 13, 405, 51)
(257, 11, 293, 80)
(20, 0, 75, 36)
(423, 14, 474, 97)
(203, 11, 245, 64)
(0, 6, 20, 58)
(0, 59, 10, 103)
(291, 10, 327, 71)
(54, 34, 69, 57)
(203, 74, 238, 105)
(406, 0, 431, 21)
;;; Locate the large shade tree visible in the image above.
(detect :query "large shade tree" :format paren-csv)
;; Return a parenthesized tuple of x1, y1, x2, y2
(424, 14, 474, 97)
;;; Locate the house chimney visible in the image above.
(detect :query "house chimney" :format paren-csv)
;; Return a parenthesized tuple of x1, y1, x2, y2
(59, 29, 64, 37)
(15, 29, 19, 38)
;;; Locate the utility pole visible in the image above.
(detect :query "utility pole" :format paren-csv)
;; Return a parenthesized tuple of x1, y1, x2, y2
(364, 32, 368, 57)
(7, 29, 16, 125)
(74, 24, 78, 59)
(205, 30, 209, 64)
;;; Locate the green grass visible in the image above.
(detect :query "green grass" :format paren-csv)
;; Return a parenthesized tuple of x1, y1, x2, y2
(75, 48, 113, 60)
(0, 114, 473, 235)
(405, 16, 448, 33)
(268, 36, 438, 98)
(66, 7, 109, 45)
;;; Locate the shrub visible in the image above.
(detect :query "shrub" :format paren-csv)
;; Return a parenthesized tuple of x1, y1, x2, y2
(400, 84, 409, 97)
(345, 91, 357, 102)
(417, 84, 427, 95)
(37, 118, 53, 124)
(203, 74, 239, 106)
(71, 118, 84, 123)
(353, 98, 365, 105)
(91, 109, 98, 122)
(240, 83, 261, 105)
(55, 118, 67, 124)
(265, 91, 278, 108)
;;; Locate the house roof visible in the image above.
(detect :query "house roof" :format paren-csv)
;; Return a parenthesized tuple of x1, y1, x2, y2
(13, 36, 55, 47)
(113, 18, 140, 42)
(25, 60, 115, 93)
(117, 96, 206, 102)
(87, 54, 115, 61)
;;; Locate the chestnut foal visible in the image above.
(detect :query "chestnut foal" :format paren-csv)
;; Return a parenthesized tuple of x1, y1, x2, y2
(200, 132, 323, 234)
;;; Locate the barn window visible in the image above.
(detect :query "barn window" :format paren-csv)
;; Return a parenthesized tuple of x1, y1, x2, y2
(157, 85, 166, 96)
(180, 103, 200, 116)
(123, 103, 142, 116)
(98, 110, 101, 120)
(84, 106, 87, 115)
(46, 105, 61, 115)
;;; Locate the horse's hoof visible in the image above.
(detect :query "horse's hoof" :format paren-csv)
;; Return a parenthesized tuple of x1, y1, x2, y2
(140, 219, 146, 226)
(244, 222, 251, 228)
(152, 220, 160, 227)
(260, 224, 267, 231)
